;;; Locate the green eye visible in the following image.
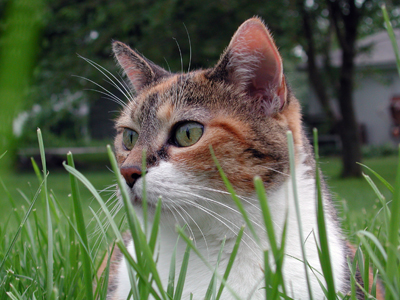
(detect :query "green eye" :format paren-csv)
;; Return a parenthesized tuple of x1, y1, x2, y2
(122, 128, 139, 150)
(174, 122, 204, 147)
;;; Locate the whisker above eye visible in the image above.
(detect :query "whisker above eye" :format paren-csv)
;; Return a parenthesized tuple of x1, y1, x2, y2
(78, 55, 134, 103)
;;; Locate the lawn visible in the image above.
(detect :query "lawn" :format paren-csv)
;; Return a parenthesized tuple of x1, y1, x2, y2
(0, 154, 398, 230)
(0, 152, 398, 300)
(0, 161, 116, 228)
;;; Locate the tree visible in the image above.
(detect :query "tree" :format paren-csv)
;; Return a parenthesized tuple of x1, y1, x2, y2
(326, 0, 364, 177)
(295, 0, 399, 177)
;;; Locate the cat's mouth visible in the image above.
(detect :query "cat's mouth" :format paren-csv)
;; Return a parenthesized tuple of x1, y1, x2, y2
(132, 194, 142, 204)
(131, 193, 158, 209)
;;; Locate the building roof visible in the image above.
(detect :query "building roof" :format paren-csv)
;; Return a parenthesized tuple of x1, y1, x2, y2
(302, 29, 400, 69)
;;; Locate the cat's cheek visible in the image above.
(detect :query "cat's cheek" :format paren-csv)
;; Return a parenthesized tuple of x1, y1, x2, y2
(168, 143, 256, 195)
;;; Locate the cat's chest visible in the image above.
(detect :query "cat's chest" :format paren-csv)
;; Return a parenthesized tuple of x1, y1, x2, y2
(114, 229, 266, 300)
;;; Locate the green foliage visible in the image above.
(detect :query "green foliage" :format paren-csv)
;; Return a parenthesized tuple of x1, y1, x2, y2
(362, 144, 398, 158)
(18, 0, 308, 147)
(0, 0, 44, 169)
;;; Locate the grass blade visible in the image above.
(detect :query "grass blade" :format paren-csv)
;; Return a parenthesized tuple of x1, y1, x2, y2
(205, 239, 225, 300)
(357, 162, 394, 193)
(63, 161, 162, 300)
(385, 146, 400, 299)
(176, 226, 242, 300)
(149, 198, 162, 254)
(173, 243, 191, 300)
(382, 4, 400, 78)
(0, 179, 44, 272)
(254, 176, 287, 299)
(209, 146, 259, 244)
(0, 151, 7, 160)
(312, 129, 335, 299)
(167, 239, 179, 298)
(106, 145, 167, 300)
(215, 226, 244, 300)
(67, 152, 93, 300)
(287, 131, 314, 300)
(37, 128, 53, 300)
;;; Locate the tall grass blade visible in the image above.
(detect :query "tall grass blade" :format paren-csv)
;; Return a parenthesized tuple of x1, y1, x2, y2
(205, 239, 225, 300)
(67, 152, 93, 300)
(215, 227, 244, 300)
(0, 179, 43, 272)
(382, 4, 400, 77)
(362, 173, 390, 232)
(0, 151, 6, 160)
(31, 157, 43, 183)
(357, 162, 394, 193)
(385, 146, 400, 299)
(149, 198, 162, 254)
(63, 161, 162, 300)
(312, 129, 336, 299)
(106, 145, 167, 300)
(209, 146, 259, 244)
(142, 149, 148, 235)
(37, 128, 53, 300)
(51, 191, 92, 261)
(173, 243, 191, 300)
(176, 227, 241, 300)
(362, 250, 370, 300)
(167, 239, 179, 298)
(254, 176, 286, 299)
(106, 148, 151, 299)
(287, 131, 314, 300)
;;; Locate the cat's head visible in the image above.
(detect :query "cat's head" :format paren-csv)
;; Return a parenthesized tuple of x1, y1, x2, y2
(112, 18, 303, 221)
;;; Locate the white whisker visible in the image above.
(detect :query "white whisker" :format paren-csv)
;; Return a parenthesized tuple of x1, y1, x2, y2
(78, 55, 134, 103)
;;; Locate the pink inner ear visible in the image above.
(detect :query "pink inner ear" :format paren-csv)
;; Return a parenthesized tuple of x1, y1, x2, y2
(230, 20, 283, 89)
(228, 19, 287, 111)
(125, 67, 145, 89)
(116, 54, 147, 91)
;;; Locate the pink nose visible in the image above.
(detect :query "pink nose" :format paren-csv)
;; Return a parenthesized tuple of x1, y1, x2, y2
(120, 166, 142, 188)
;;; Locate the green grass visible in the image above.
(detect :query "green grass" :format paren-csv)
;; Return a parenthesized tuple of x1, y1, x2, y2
(0, 166, 115, 228)
(1, 154, 396, 229)
(321, 156, 397, 206)
(1, 128, 399, 300)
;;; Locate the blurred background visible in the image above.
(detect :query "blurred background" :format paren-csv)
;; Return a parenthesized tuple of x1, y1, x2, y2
(1, 0, 400, 224)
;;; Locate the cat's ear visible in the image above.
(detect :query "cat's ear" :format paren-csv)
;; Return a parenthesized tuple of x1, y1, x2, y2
(208, 18, 287, 115)
(112, 41, 170, 92)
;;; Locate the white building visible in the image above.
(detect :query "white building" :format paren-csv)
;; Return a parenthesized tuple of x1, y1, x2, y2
(306, 29, 400, 146)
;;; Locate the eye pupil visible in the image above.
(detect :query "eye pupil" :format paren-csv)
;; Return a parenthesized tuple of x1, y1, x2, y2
(122, 128, 138, 150)
(174, 122, 203, 147)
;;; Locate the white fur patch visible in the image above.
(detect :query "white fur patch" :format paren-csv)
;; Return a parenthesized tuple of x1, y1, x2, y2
(112, 156, 347, 300)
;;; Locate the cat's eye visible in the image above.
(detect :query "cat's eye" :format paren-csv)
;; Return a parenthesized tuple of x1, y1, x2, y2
(122, 128, 139, 150)
(174, 122, 204, 147)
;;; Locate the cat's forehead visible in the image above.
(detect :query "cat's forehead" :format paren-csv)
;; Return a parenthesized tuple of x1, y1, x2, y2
(120, 71, 235, 126)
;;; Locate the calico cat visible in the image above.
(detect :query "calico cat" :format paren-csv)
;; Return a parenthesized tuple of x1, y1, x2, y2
(104, 18, 384, 299)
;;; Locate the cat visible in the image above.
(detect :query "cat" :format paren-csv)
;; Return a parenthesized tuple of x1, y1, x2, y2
(102, 17, 384, 299)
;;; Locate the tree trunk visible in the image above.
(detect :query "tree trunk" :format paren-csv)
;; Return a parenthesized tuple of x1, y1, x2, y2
(337, 49, 362, 177)
(298, 1, 336, 126)
(327, 0, 363, 177)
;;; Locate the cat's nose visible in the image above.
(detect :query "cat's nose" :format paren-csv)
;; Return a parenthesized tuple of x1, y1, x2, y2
(120, 166, 142, 188)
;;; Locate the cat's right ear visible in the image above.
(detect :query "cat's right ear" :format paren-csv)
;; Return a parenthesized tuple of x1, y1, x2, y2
(207, 18, 287, 116)
(112, 41, 170, 93)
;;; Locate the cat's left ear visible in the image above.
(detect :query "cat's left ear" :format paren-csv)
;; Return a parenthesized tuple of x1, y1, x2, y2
(208, 18, 287, 115)
(112, 41, 170, 93)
